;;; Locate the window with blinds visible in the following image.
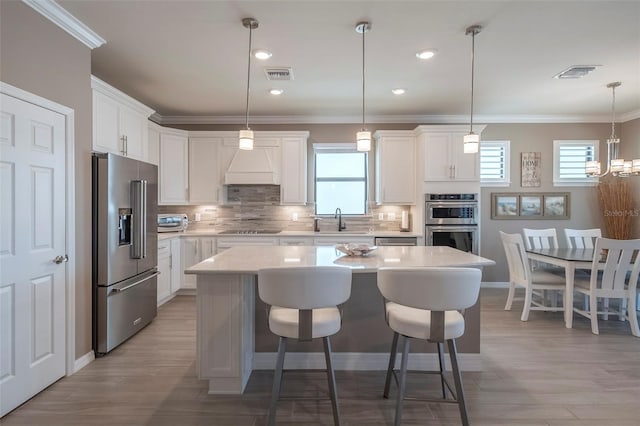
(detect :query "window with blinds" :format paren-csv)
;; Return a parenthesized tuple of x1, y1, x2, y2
(480, 141, 510, 186)
(553, 140, 599, 186)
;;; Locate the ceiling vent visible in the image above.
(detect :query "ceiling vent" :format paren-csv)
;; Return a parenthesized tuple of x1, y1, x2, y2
(553, 65, 600, 79)
(264, 67, 294, 81)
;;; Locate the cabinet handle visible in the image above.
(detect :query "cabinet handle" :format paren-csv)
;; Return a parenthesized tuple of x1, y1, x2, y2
(124, 135, 128, 156)
(452, 164, 456, 179)
(120, 135, 126, 155)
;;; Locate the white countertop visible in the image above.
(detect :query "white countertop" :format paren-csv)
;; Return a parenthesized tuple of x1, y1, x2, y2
(185, 245, 494, 274)
(158, 230, 423, 240)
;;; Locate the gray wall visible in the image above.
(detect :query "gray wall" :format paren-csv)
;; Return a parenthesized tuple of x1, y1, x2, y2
(0, 1, 93, 359)
(621, 118, 640, 239)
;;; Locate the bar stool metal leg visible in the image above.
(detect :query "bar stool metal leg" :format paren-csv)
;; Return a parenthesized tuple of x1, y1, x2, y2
(436, 342, 447, 399)
(447, 339, 469, 426)
(323, 336, 341, 426)
(394, 336, 411, 426)
(268, 336, 287, 426)
(383, 332, 400, 398)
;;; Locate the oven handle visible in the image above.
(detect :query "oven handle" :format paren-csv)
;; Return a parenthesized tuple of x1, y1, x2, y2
(426, 225, 478, 232)
(426, 201, 478, 208)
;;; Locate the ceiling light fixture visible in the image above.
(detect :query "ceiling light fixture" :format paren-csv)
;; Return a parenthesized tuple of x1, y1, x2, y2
(416, 49, 437, 60)
(253, 49, 272, 60)
(356, 21, 371, 152)
(391, 88, 406, 95)
(239, 17, 258, 151)
(269, 88, 284, 95)
(586, 82, 640, 177)
(463, 25, 482, 154)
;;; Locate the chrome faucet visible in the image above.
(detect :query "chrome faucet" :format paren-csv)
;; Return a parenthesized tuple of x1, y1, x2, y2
(334, 208, 346, 231)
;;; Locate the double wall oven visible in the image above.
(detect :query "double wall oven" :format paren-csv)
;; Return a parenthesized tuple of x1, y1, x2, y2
(425, 193, 478, 254)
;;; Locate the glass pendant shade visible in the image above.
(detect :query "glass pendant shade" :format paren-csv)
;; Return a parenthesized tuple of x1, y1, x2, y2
(356, 130, 371, 152)
(463, 132, 480, 154)
(238, 129, 254, 150)
(585, 161, 601, 176)
(610, 158, 625, 174)
(632, 159, 640, 175)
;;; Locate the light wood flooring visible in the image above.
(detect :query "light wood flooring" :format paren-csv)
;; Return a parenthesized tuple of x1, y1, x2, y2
(3, 289, 640, 425)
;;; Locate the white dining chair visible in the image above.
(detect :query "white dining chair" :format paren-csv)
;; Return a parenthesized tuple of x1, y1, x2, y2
(564, 228, 602, 249)
(523, 228, 559, 250)
(377, 267, 481, 426)
(500, 232, 567, 321)
(573, 238, 640, 337)
(258, 266, 352, 426)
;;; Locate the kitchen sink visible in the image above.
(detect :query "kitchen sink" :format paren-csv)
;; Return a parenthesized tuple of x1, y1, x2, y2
(217, 230, 281, 235)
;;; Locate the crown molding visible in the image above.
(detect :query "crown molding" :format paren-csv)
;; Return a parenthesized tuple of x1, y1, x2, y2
(154, 112, 640, 126)
(22, 0, 105, 49)
(91, 75, 155, 117)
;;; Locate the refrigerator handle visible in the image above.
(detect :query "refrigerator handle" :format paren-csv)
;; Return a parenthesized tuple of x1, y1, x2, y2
(131, 180, 147, 259)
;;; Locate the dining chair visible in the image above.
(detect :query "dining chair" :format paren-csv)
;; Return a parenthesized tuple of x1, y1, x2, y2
(522, 228, 559, 250)
(573, 238, 640, 337)
(564, 228, 602, 249)
(500, 231, 567, 321)
(377, 267, 481, 426)
(257, 266, 352, 426)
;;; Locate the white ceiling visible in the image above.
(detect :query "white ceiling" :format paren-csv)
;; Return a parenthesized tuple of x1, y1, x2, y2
(58, 0, 640, 123)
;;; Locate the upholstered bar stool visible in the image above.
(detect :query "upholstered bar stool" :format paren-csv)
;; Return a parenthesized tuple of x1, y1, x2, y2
(377, 267, 481, 426)
(257, 266, 352, 426)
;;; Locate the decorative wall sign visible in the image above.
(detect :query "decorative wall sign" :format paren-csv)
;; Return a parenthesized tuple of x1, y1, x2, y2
(521, 152, 541, 187)
(491, 192, 570, 220)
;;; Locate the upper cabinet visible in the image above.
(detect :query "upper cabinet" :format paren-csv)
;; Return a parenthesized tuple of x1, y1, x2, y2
(189, 136, 222, 204)
(280, 134, 308, 205)
(91, 76, 154, 161)
(374, 131, 416, 205)
(158, 126, 189, 205)
(416, 125, 486, 182)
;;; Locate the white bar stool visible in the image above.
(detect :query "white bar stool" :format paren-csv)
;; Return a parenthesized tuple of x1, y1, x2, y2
(258, 266, 352, 426)
(377, 267, 481, 426)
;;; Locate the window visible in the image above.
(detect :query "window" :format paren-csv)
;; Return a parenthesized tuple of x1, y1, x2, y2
(553, 140, 599, 186)
(314, 145, 367, 215)
(480, 141, 510, 186)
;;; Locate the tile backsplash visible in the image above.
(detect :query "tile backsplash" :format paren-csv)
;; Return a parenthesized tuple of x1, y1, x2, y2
(158, 185, 412, 232)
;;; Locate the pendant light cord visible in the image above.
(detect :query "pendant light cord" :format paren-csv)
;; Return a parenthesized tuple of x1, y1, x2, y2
(245, 24, 253, 130)
(362, 25, 366, 131)
(469, 30, 476, 134)
(610, 84, 616, 139)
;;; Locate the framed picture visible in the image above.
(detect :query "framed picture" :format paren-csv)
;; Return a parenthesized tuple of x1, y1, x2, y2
(521, 152, 541, 187)
(491, 193, 519, 219)
(544, 193, 569, 219)
(519, 195, 543, 217)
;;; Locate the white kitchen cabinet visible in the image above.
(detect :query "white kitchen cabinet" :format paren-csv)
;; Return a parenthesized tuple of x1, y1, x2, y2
(189, 137, 221, 204)
(91, 76, 154, 161)
(417, 125, 486, 182)
(279, 237, 314, 246)
(181, 237, 200, 290)
(216, 237, 279, 252)
(147, 121, 161, 165)
(313, 236, 375, 246)
(200, 237, 217, 260)
(170, 238, 181, 294)
(157, 242, 172, 304)
(159, 127, 189, 205)
(280, 135, 309, 205)
(374, 131, 416, 204)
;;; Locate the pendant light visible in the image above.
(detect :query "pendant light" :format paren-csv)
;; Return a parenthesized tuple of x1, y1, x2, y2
(463, 25, 482, 154)
(586, 82, 640, 177)
(239, 18, 258, 151)
(355, 21, 371, 152)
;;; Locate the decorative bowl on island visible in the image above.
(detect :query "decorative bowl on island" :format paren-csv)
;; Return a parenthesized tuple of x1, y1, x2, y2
(335, 243, 377, 257)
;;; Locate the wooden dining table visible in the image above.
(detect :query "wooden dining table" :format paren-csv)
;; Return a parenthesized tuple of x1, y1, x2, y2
(526, 248, 596, 328)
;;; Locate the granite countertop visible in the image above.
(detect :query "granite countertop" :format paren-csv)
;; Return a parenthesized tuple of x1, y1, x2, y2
(185, 245, 494, 274)
(159, 230, 423, 240)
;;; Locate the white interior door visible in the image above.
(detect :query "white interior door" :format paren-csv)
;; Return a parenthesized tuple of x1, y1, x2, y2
(0, 93, 67, 417)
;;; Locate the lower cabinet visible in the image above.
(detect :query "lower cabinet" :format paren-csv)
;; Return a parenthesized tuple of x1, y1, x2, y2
(170, 239, 181, 293)
(181, 237, 200, 290)
(217, 237, 279, 252)
(279, 237, 313, 246)
(157, 237, 182, 305)
(313, 236, 375, 246)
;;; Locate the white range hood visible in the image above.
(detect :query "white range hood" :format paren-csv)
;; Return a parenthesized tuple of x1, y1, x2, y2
(224, 147, 280, 185)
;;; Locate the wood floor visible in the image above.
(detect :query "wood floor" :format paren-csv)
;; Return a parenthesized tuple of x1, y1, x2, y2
(3, 289, 640, 426)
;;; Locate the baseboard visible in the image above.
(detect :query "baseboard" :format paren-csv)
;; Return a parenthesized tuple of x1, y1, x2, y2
(253, 352, 481, 371)
(73, 350, 95, 374)
(481, 281, 510, 289)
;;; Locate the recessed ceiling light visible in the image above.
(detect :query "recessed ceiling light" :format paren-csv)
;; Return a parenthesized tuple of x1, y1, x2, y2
(253, 49, 272, 60)
(416, 49, 437, 60)
(269, 89, 284, 95)
(391, 88, 406, 95)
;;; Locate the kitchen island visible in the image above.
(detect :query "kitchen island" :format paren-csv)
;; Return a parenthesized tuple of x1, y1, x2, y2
(186, 245, 495, 394)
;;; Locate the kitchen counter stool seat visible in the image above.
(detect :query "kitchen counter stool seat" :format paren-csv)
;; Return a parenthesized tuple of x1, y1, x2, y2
(258, 266, 352, 426)
(378, 267, 481, 426)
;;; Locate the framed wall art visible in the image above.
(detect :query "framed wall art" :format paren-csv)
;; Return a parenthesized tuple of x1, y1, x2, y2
(491, 192, 570, 220)
(521, 152, 541, 187)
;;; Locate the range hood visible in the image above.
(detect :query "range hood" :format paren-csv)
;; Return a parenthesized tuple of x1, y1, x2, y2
(224, 147, 280, 185)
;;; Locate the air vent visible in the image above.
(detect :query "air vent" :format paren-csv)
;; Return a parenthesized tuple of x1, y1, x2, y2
(553, 65, 600, 79)
(264, 67, 294, 81)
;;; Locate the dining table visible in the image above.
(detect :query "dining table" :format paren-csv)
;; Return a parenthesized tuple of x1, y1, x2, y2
(526, 248, 596, 328)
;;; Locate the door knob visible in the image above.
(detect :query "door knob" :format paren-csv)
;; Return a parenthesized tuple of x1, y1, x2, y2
(53, 255, 69, 264)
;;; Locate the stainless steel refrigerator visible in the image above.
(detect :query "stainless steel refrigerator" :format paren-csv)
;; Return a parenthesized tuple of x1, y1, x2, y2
(92, 153, 158, 355)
